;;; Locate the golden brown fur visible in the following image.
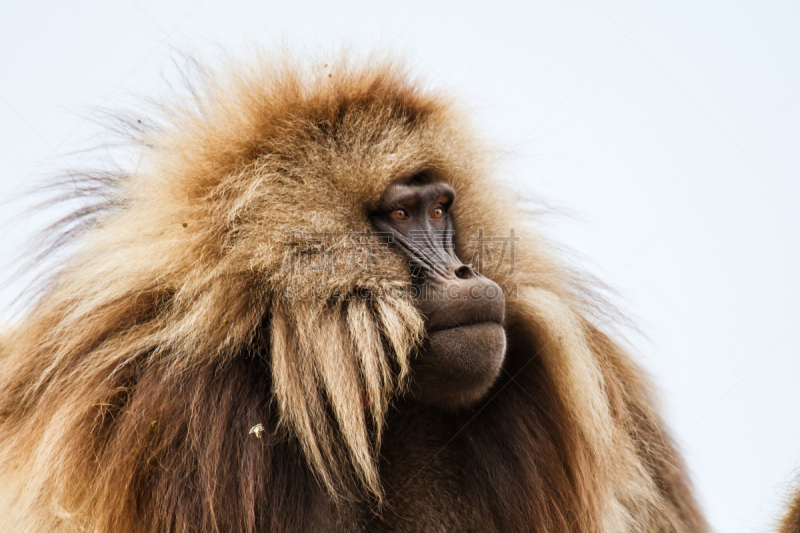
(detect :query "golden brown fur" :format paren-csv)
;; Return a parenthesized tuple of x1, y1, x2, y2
(0, 51, 707, 532)
(781, 483, 800, 533)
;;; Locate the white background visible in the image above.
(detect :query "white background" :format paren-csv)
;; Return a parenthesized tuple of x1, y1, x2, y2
(1, 2, 799, 531)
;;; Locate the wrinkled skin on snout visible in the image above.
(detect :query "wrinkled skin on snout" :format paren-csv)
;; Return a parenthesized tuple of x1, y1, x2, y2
(371, 177, 506, 409)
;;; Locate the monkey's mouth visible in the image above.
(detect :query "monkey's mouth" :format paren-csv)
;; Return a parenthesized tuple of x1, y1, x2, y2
(426, 321, 506, 357)
(410, 321, 507, 409)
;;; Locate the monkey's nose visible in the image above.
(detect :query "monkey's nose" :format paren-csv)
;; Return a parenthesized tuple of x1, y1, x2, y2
(416, 266, 506, 333)
(453, 264, 473, 280)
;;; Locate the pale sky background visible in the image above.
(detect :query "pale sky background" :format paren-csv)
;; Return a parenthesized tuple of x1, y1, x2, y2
(1, 2, 799, 532)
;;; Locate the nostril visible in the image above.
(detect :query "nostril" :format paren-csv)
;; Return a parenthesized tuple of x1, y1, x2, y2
(454, 265, 472, 280)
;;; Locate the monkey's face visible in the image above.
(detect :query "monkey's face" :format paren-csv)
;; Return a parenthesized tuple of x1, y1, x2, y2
(372, 177, 506, 410)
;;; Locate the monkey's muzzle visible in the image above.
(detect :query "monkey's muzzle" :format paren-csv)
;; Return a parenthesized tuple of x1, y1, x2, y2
(410, 264, 507, 409)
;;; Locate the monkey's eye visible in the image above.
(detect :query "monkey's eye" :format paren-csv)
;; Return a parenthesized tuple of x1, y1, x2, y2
(391, 209, 409, 221)
(431, 207, 444, 219)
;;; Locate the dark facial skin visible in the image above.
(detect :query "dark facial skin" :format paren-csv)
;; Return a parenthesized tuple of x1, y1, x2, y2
(371, 178, 506, 409)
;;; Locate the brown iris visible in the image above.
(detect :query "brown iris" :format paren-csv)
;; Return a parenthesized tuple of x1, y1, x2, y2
(391, 209, 409, 220)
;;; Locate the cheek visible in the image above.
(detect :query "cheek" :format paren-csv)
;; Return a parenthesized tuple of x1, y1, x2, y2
(407, 322, 506, 410)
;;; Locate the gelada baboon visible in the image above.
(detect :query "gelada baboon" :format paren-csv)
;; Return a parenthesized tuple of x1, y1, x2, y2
(0, 52, 708, 532)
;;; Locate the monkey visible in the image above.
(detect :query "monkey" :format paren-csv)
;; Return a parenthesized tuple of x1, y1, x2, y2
(0, 52, 708, 532)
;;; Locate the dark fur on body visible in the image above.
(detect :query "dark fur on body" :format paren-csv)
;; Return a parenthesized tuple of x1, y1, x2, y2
(0, 52, 707, 532)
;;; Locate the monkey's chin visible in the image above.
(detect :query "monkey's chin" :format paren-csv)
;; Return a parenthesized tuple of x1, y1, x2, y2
(408, 322, 506, 410)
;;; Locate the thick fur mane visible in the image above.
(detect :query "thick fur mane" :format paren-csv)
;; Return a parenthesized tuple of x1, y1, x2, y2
(0, 52, 706, 532)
